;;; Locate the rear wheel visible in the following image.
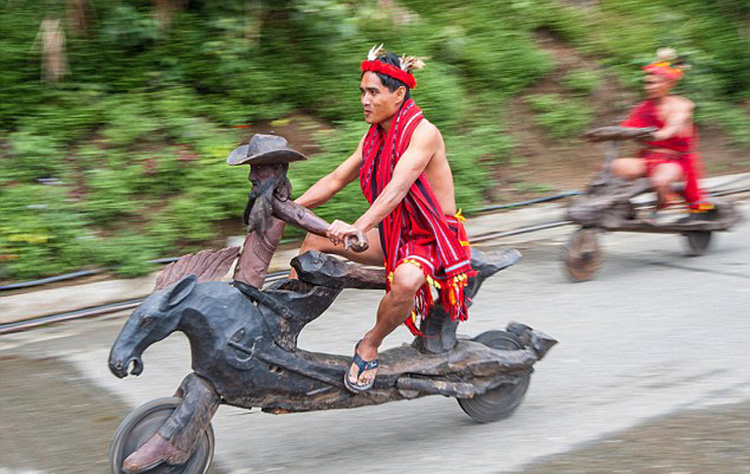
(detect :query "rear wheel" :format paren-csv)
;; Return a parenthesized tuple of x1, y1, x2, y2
(109, 397, 214, 474)
(563, 227, 602, 282)
(685, 231, 712, 256)
(457, 331, 530, 423)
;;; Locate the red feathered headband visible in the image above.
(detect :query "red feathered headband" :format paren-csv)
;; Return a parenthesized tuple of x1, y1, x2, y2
(361, 60, 417, 89)
(643, 61, 683, 80)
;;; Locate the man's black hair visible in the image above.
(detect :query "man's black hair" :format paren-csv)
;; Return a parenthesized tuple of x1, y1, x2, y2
(364, 52, 411, 100)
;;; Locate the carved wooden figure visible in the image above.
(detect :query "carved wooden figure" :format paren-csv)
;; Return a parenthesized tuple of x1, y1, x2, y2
(108, 134, 557, 474)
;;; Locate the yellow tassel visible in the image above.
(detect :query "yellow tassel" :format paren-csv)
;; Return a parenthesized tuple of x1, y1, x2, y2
(455, 209, 466, 222)
(426, 275, 441, 289)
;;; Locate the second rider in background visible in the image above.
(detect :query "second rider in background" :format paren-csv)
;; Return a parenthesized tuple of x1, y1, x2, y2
(611, 48, 712, 218)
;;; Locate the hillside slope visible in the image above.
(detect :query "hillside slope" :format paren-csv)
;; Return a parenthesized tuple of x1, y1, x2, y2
(1, 0, 748, 281)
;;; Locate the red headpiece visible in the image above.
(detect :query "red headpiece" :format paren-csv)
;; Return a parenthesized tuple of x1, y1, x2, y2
(643, 62, 683, 80)
(643, 48, 684, 80)
(361, 44, 421, 89)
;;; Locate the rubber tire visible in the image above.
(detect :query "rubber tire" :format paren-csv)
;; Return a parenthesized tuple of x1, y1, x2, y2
(109, 397, 214, 474)
(562, 228, 602, 282)
(685, 231, 712, 256)
(457, 331, 530, 423)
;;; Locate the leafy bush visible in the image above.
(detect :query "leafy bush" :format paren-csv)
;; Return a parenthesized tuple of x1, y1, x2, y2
(562, 69, 601, 96)
(526, 94, 592, 139)
(6, 131, 66, 182)
(0, 184, 93, 279)
(290, 122, 370, 233)
(90, 232, 159, 278)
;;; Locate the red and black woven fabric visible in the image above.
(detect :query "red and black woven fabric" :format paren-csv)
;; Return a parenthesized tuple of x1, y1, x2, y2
(359, 98, 474, 334)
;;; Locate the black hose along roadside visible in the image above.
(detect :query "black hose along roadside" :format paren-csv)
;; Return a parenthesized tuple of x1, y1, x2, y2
(2, 183, 748, 334)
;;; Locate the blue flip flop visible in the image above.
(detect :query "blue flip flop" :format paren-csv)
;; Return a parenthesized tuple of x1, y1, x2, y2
(344, 340, 379, 393)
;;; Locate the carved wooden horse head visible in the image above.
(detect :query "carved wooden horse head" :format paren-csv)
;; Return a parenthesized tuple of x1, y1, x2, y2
(109, 276, 198, 378)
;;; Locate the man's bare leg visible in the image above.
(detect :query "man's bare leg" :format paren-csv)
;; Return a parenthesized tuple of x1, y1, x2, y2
(347, 262, 426, 387)
(611, 157, 647, 180)
(650, 162, 683, 208)
(611, 158, 683, 208)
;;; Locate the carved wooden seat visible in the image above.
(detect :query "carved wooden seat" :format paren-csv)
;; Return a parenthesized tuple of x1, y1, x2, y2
(290, 247, 522, 354)
(291, 250, 387, 289)
(291, 247, 521, 295)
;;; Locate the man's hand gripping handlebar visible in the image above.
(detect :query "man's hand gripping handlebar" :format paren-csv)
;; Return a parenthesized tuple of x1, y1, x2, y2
(327, 219, 369, 253)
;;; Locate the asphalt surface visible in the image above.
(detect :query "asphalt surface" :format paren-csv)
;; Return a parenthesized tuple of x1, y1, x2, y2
(1, 200, 748, 474)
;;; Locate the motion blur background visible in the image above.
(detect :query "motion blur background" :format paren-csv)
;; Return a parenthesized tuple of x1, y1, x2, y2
(1, 0, 748, 283)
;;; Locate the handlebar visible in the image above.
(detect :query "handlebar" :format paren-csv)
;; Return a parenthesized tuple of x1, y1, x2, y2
(582, 126, 657, 142)
(344, 230, 369, 253)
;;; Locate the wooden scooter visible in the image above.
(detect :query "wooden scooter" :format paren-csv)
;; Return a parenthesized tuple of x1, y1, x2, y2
(563, 126, 741, 281)
(107, 135, 558, 474)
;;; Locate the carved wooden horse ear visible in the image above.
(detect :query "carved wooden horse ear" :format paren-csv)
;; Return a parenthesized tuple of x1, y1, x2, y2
(159, 275, 198, 312)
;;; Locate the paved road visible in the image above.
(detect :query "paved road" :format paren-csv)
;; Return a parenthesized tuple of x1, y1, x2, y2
(1, 201, 748, 474)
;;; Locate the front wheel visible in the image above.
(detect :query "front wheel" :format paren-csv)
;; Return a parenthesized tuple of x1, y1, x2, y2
(457, 331, 531, 423)
(109, 397, 214, 474)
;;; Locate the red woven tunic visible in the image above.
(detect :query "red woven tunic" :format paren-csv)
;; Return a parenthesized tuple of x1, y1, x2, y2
(359, 99, 475, 335)
(621, 99, 705, 206)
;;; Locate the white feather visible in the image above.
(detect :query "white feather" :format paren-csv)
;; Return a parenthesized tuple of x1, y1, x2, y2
(656, 47, 677, 62)
(399, 55, 426, 72)
(368, 44, 384, 61)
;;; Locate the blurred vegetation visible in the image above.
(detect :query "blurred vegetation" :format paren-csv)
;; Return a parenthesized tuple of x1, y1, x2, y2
(562, 69, 602, 96)
(526, 94, 593, 138)
(1, 0, 748, 280)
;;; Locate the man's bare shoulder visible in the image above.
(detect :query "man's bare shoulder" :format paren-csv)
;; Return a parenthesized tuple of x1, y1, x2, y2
(667, 95, 695, 111)
(412, 119, 442, 144)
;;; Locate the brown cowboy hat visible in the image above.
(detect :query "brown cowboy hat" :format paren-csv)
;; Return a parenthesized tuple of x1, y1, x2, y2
(227, 134, 308, 166)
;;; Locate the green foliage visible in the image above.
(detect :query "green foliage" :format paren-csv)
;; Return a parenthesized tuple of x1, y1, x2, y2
(99, 97, 163, 148)
(99, 5, 160, 50)
(697, 101, 750, 148)
(290, 122, 370, 233)
(413, 62, 468, 131)
(562, 69, 601, 96)
(6, 131, 66, 182)
(0, 184, 93, 279)
(526, 94, 593, 139)
(89, 232, 159, 278)
(1, 0, 748, 281)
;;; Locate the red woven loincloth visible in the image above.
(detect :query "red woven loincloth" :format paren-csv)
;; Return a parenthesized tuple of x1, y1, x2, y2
(390, 213, 472, 333)
(641, 150, 691, 176)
